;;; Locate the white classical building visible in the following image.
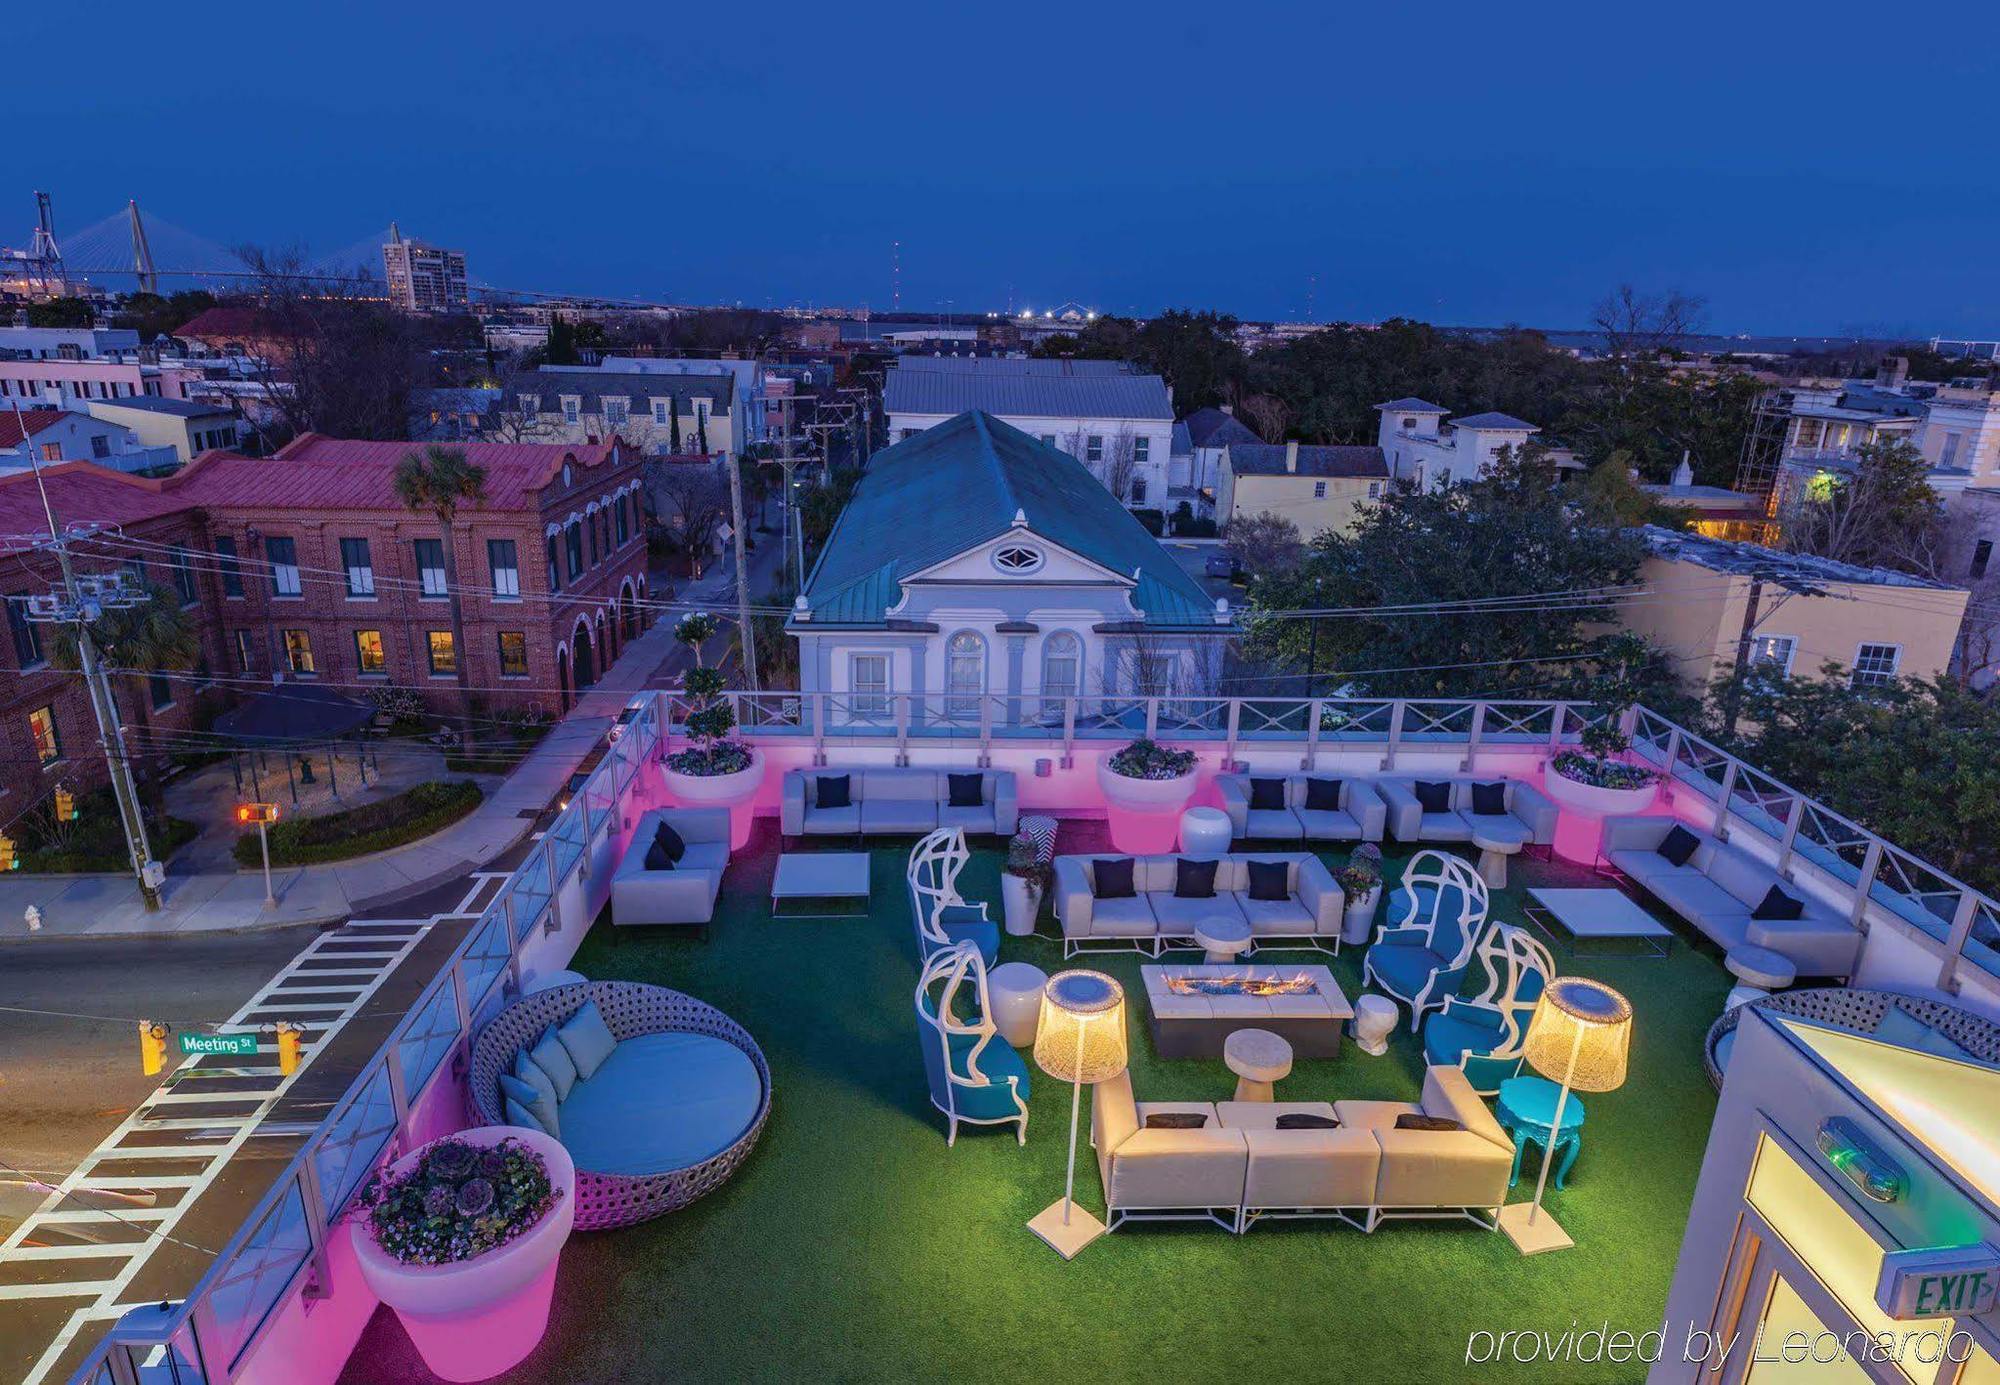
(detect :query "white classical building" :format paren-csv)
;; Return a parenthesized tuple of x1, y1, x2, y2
(883, 357, 1175, 508)
(1372, 398, 1542, 489)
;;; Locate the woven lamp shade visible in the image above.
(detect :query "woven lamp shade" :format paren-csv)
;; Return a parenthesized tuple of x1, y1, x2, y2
(1034, 971, 1128, 1085)
(1522, 978, 1633, 1093)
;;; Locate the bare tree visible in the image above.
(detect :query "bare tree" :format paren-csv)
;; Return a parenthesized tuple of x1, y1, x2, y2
(1593, 284, 1707, 361)
(1236, 394, 1290, 443)
(653, 462, 729, 577)
(1060, 425, 1141, 503)
(482, 357, 563, 444)
(1776, 438, 1946, 571)
(1222, 512, 1304, 577)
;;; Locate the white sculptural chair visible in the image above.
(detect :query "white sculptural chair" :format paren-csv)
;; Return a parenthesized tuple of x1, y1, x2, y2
(906, 827, 1000, 965)
(913, 942, 1030, 1145)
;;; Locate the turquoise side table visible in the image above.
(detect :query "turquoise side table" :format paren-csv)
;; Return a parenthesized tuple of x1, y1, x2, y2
(1496, 1075, 1586, 1191)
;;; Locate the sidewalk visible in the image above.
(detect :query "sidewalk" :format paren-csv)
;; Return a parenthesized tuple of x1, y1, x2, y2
(0, 613, 689, 943)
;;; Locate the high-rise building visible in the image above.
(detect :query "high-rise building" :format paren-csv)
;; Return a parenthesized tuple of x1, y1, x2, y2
(381, 223, 468, 313)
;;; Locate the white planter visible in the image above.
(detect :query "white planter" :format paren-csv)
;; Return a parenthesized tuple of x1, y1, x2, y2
(353, 1126, 575, 1384)
(1543, 761, 1659, 817)
(1341, 884, 1382, 947)
(663, 748, 765, 848)
(1001, 874, 1043, 937)
(1095, 760, 1199, 854)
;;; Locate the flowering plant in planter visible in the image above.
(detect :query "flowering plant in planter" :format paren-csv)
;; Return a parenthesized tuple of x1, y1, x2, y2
(1550, 747, 1656, 791)
(354, 1135, 558, 1267)
(1004, 832, 1050, 892)
(1333, 841, 1383, 899)
(666, 666, 753, 777)
(1105, 738, 1198, 781)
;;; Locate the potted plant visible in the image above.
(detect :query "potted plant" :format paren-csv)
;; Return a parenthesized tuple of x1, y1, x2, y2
(1001, 832, 1047, 937)
(351, 1128, 574, 1383)
(1095, 737, 1201, 853)
(1334, 842, 1384, 946)
(1544, 714, 1660, 817)
(663, 664, 765, 848)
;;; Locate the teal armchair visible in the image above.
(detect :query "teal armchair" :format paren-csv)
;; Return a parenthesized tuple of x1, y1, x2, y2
(1423, 923, 1555, 1093)
(1363, 850, 1491, 1032)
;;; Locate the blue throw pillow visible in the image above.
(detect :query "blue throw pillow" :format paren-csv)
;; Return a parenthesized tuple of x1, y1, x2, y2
(512, 1048, 557, 1111)
(500, 1073, 559, 1136)
(557, 1000, 618, 1083)
(530, 1025, 578, 1100)
(504, 1095, 551, 1137)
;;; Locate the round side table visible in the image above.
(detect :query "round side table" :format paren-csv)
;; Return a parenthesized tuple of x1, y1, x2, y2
(1725, 945, 1796, 992)
(987, 962, 1048, 1047)
(1351, 994, 1398, 1056)
(1470, 825, 1528, 888)
(1496, 1075, 1587, 1190)
(1194, 913, 1253, 964)
(1178, 806, 1233, 856)
(1223, 1027, 1293, 1102)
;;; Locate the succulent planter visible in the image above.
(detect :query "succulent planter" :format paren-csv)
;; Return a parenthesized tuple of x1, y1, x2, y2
(1341, 884, 1382, 947)
(1001, 874, 1044, 937)
(352, 1127, 575, 1384)
(663, 748, 765, 849)
(1096, 759, 1198, 854)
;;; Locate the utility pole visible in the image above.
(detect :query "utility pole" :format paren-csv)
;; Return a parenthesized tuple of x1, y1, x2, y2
(16, 403, 160, 909)
(726, 453, 758, 690)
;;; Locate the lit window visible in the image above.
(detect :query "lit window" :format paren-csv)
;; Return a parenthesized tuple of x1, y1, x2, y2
(354, 629, 385, 674)
(488, 539, 519, 598)
(282, 629, 315, 675)
(993, 545, 1043, 574)
(340, 538, 375, 597)
(945, 630, 985, 720)
(497, 631, 528, 678)
(266, 536, 301, 596)
(428, 631, 457, 676)
(851, 653, 888, 717)
(1851, 643, 1900, 688)
(1749, 635, 1795, 676)
(414, 539, 448, 597)
(28, 705, 59, 763)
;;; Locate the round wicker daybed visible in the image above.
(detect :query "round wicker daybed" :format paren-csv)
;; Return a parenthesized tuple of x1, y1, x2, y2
(1704, 986, 2000, 1091)
(471, 979, 771, 1231)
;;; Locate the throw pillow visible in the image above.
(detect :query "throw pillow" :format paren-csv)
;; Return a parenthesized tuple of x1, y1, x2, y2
(1144, 1111, 1209, 1130)
(529, 1025, 578, 1100)
(1246, 859, 1290, 902)
(499, 1072, 559, 1136)
(511, 1049, 557, 1114)
(1394, 1113, 1463, 1133)
(947, 772, 984, 808)
(1470, 781, 1509, 817)
(1248, 777, 1287, 811)
(1275, 1113, 1340, 1130)
(1093, 857, 1136, 899)
(1414, 780, 1452, 814)
(652, 819, 685, 863)
(1751, 884, 1805, 921)
(643, 841, 674, 871)
(1657, 824, 1701, 867)
(1174, 857, 1219, 899)
(1304, 777, 1342, 812)
(815, 774, 851, 809)
(556, 1000, 619, 1082)
(1876, 1004, 1976, 1063)
(504, 1095, 552, 1138)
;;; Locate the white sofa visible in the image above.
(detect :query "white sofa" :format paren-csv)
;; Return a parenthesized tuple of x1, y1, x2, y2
(610, 808, 730, 932)
(1216, 773, 1387, 843)
(1053, 852, 1342, 957)
(1377, 775, 1557, 851)
(780, 767, 1017, 844)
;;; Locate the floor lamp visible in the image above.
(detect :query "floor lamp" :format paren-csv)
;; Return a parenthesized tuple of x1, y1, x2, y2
(1028, 970, 1127, 1260)
(1498, 976, 1632, 1255)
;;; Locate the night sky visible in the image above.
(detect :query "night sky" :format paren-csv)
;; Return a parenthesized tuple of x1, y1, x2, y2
(11, 1, 1999, 335)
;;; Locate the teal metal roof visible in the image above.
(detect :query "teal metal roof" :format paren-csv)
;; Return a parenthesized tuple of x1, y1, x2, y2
(797, 411, 1220, 630)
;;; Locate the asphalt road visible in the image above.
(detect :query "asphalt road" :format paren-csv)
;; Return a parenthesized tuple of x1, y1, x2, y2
(0, 925, 324, 1237)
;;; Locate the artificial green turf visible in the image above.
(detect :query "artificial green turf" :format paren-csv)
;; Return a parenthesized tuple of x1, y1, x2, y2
(343, 830, 1729, 1384)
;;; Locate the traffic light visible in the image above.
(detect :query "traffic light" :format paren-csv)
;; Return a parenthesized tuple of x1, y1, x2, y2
(139, 1021, 170, 1076)
(236, 802, 279, 825)
(276, 1021, 303, 1076)
(52, 785, 75, 821)
(0, 833, 16, 872)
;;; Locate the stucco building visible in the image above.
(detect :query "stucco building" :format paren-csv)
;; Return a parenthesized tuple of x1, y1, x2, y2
(1215, 439, 1389, 540)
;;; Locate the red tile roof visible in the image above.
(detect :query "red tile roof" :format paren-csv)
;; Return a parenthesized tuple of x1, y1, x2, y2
(174, 305, 284, 340)
(166, 435, 629, 513)
(0, 462, 195, 555)
(0, 409, 67, 448)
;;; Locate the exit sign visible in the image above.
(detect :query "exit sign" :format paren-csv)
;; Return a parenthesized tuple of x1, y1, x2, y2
(179, 1032, 260, 1058)
(1876, 1245, 2000, 1320)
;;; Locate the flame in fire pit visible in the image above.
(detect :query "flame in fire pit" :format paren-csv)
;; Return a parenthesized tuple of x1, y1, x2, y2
(1166, 972, 1320, 997)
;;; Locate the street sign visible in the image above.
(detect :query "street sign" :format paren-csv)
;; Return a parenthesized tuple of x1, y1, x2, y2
(178, 1032, 259, 1057)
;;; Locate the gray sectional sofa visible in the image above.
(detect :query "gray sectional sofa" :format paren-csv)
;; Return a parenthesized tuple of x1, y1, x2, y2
(610, 808, 730, 931)
(1377, 776, 1557, 851)
(780, 767, 1017, 844)
(1216, 773, 1386, 843)
(1052, 852, 1342, 956)
(1600, 815, 1861, 978)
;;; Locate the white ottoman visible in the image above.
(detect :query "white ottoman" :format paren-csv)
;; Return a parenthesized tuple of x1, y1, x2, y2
(1351, 993, 1398, 1057)
(1178, 806, 1233, 856)
(1193, 913, 1253, 964)
(1224, 1027, 1293, 1102)
(988, 962, 1048, 1047)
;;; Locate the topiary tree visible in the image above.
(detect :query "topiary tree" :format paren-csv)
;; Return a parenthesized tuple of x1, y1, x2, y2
(675, 611, 720, 667)
(666, 665, 751, 776)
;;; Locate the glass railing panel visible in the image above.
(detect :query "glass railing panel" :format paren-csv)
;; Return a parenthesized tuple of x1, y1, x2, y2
(460, 908, 512, 1005)
(1234, 698, 1311, 737)
(206, 1180, 313, 1371)
(395, 979, 464, 1097)
(1319, 699, 1394, 741)
(310, 1064, 398, 1218)
(1867, 847, 1958, 942)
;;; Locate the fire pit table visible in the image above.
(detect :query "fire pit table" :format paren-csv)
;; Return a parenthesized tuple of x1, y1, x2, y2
(1140, 963, 1353, 1059)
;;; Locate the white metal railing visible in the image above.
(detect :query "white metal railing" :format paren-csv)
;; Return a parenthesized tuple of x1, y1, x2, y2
(64, 687, 2000, 1383)
(64, 701, 661, 1385)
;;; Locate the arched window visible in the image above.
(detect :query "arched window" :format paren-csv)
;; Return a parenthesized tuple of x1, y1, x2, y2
(944, 630, 986, 721)
(1041, 631, 1080, 716)
(565, 521, 584, 580)
(546, 534, 560, 591)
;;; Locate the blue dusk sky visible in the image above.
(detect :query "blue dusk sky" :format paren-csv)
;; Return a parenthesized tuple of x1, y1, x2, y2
(9, 1, 1999, 336)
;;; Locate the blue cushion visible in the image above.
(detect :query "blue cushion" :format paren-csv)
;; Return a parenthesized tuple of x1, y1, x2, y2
(500, 1071, 560, 1135)
(1874, 1004, 1975, 1062)
(504, 1096, 550, 1136)
(1370, 945, 1448, 999)
(530, 1025, 578, 1100)
(557, 1001, 618, 1082)
(945, 1032, 1030, 1120)
(1425, 1007, 1507, 1067)
(512, 1049, 558, 1112)
(557, 1032, 763, 1177)
(941, 918, 999, 967)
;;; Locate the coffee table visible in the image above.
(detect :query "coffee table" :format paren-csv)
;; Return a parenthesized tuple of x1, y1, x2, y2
(1140, 963, 1353, 1059)
(1522, 887, 1673, 958)
(770, 852, 871, 918)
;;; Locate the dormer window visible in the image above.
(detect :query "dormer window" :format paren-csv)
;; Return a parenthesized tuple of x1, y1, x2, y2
(993, 545, 1044, 574)
(519, 393, 540, 414)
(561, 396, 580, 425)
(560, 462, 573, 487)
(603, 398, 629, 426)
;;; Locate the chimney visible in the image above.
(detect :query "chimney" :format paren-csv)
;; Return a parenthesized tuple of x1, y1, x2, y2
(1285, 440, 1299, 473)
(1878, 355, 1909, 389)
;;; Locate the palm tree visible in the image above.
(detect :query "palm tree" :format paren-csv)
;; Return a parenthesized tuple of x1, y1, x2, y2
(394, 444, 487, 747)
(49, 581, 200, 790)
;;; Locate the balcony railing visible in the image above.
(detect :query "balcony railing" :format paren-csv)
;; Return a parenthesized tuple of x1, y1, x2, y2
(60, 690, 1999, 1384)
